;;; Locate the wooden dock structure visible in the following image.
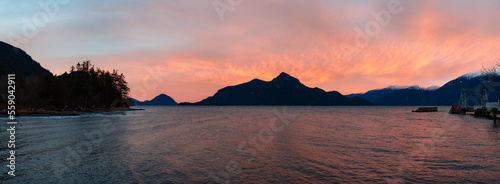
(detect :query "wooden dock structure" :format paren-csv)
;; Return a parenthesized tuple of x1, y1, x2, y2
(492, 111, 499, 125)
(475, 108, 500, 125)
(412, 107, 438, 112)
(449, 88, 499, 124)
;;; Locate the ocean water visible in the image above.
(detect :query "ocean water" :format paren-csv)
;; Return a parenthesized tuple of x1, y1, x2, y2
(1, 106, 499, 183)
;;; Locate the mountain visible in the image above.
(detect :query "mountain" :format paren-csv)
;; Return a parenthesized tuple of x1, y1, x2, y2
(130, 98, 141, 104)
(183, 72, 373, 106)
(346, 85, 435, 102)
(373, 73, 500, 106)
(0, 41, 50, 76)
(134, 94, 177, 106)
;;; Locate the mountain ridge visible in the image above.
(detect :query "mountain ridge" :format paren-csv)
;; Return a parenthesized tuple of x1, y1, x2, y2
(346, 85, 436, 102)
(181, 72, 373, 106)
(373, 74, 500, 106)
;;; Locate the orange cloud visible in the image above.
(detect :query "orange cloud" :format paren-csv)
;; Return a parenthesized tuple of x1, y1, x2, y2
(3, 0, 500, 102)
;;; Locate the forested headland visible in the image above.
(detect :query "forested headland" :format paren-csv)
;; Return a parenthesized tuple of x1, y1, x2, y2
(1, 61, 132, 113)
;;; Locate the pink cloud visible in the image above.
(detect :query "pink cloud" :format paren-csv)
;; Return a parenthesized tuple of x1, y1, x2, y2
(3, 0, 500, 102)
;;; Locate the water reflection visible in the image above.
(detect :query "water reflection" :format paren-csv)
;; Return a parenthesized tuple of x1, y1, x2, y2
(1, 106, 499, 183)
(489, 124, 500, 143)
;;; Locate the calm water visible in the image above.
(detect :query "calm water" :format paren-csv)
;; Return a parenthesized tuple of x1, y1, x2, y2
(1, 106, 499, 183)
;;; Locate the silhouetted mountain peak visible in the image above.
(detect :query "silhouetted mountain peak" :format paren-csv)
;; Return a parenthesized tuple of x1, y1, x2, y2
(155, 93, 169, 98)
(271, 72, 303, 89)
(277, 72, 292, 78)
(134, 94, 177, 106)
(188, 72, 373, 106)
(249, 78, 265, 83)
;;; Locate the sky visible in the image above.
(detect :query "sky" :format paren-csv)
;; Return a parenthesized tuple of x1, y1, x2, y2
(1, 0, 500, 102)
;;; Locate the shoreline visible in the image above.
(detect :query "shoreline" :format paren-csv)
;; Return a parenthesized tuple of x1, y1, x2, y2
(0, 107, 144, 117)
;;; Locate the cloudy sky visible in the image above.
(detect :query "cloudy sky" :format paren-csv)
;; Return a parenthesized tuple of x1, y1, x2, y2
(1, 0, 499, 102)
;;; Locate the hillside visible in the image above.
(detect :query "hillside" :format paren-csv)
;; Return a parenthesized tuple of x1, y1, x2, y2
(373, 73, 500, 106)
(346, 85, 430, 102)
(0, 41, 50, 76)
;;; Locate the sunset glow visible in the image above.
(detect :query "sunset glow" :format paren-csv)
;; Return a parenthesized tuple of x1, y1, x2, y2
(2, 0, 499, 102)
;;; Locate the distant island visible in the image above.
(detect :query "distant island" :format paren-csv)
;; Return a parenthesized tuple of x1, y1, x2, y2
(0, 41, 133, 115)
(131, 94, 177, 106)
(179, 72, 372, 106)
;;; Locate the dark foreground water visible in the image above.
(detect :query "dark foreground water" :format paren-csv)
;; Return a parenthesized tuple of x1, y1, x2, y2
(1, 106, 499, 183)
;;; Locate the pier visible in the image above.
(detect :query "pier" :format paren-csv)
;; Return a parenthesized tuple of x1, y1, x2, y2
(449, 88, 498, 124)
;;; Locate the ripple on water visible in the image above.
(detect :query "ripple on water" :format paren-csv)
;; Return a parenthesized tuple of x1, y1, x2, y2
(1, 106, 498, 183)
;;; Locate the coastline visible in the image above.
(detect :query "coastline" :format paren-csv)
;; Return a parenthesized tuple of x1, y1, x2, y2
(0, 107, 144, 117)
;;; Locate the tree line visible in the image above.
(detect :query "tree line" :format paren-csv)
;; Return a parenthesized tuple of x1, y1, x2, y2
(1, 61, 131, 110)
